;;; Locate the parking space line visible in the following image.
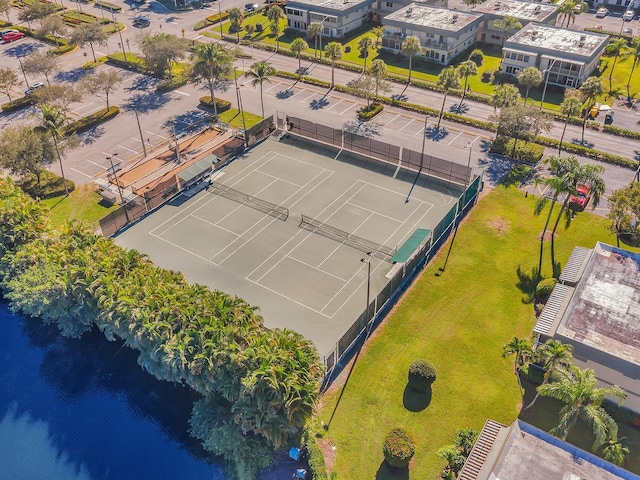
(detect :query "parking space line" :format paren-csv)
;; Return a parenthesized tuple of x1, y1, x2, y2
(299, 92, 317, 103)
(399, 118, 415, 131)
(70, 167, 93, 179)
(263, 83, 281, 93)
(117, 144, 138, 154)
(414, 127, 425, 137)
(339, 103, 358, 115)
(384, 114, 400, 126)
(447, 130, 464, 145)
(174, 90, 190, 96)
(326, 99, 345, 111)
(146, 130, 167, 139)
(289, 88, 307, 99)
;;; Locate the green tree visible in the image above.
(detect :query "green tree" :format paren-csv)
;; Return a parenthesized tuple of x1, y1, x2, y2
(607, 182, 640, 241)
(502, 336, 533, 397)
(524, 339, 573, 410)
(371, 25, 384, 47)
(40, 15, 66, 47)
(23, 50, 61, 86)
(0, 67, 20, 104)
(0, 0, 11, 22)
(578, 77, 604, 143)
(401, 35, 421, 83)
(437, 445, 465, 480)
(491, 104, 550, 157)
(18, 1, 56, 30)
(0, 125, 56, 184)
(290, 37, 308, 73)
(191, 42, 234, 117)
(369, 59, 390, 98)
(469, 48, 484, 66)
(558, 0, 577, 27)
(308, 22, 322, 59)
(348, 74, 376, 107)
(492, 83, 521, 112)
(80, 70, 122, 110)
(436, 67, 459, 131)
(454, 428, 478, 457)
(267, 5, 285, 51)
(228, 7, 244, 43)
(517, 66, 543, 104)
(457, 60, 477, 103)
(538, 366, 626, 450)
(557, 93, 582, 154)
(70, 22, 109, 62)
(601, 437, 630, 466)
(245, 60, 276, 117)
(39, 103, 71, 196)
(324, 41, 343, 88)
(140, 33, 188, 80)
(605, 37, 628, 92)
(623, 37, 640, 100)
(494, 15, 522, 48)
(358, 35, 374, 72)
(36, 83, 84, 111)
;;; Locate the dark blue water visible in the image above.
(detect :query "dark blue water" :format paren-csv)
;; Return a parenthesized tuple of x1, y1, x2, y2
(0, 302, 228, 480)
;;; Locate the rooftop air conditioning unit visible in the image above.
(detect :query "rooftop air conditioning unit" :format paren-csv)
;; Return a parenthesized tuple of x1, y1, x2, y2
(534, 5, 541, 12)
(580, 34, 586, 40)
(453, 13, 458, 18)
(406, 7, 412, 14)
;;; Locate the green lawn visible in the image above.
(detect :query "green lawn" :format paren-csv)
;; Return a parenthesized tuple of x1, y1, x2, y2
(320, 184, 636, 479)
(598, 51, 640, 104)
(40, 184, 117, 227)
(217, 107, 262, 128)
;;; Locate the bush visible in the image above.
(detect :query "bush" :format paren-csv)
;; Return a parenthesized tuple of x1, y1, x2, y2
(357, 102, 383, 121)
(489, 136, 544, 164)
(94, 0, 123, 12)
(407, 359, 436, 393)
(1, 96, 33, 113)
(535, 278, 558, 303)
(18, 169, 75, 199)
(156, 76, 188, 92)
(64, 106, 120, 135)
(199, 96, 232, 112)
(302, 429, 328, 480)
(469, 49, 484, 66)
(51, 42, 77, 55)
(383, 428, 415, 469)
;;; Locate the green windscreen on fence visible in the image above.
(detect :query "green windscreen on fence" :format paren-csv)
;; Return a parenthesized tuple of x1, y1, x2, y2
(392, 229, 432, 263)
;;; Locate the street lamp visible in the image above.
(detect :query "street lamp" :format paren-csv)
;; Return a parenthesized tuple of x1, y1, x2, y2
(106, 153, 130, 223)
(465, 141, 473, 187)
(112, 11, 127, 62)
(539, 58, 557, 111)
(218, 0, 223, 38)
(361, 252, 373, 336)
(234, 72, 248, 148)
(17, 55, 29, 89)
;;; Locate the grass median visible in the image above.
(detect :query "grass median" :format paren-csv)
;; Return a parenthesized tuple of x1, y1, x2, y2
(319, 183, 632, 479)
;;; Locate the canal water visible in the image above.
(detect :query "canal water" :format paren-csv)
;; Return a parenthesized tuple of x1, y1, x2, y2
(0, 302, 228, 480)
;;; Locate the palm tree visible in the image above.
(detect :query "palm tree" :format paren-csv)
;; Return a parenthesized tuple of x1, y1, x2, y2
(228, 7, 243, 43)
(457, 60, 477, 104)
(308, 22, 322, 60)
(601, 437, 630, 466)
(267, 5, 285, 51)
(558, 0, 577, 27)
(39, 103, 70, 196)
(245, 60, 276, 117)
(371, 26, 384, 48)
(191, 42, 234, 117)
(358, 36, 374, 72)
(290, 37, 308, 73)
(502, 336, 533, 398)
(538, 366, 626, 450)
(324, 41, 343, 89)
(517, 66, 543, 104)
(558, 94, 582, 154)
(579, 77, 604, 143)
(436, 67, 460, 132)
(605, 37, 628, 92)
(401, 35, 421, 83)
(492, 83, 521, 112)
(523, 339, 573, 410)
(623, 37, 640, 100)
(370, 59, 388, 98)
(494, 15, 522, 48)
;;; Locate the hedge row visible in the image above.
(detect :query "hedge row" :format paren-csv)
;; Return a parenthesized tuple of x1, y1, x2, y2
(94, 0, 122, 12)
(489, 136, 545, 164)
(358, 102, 384, 121)
(156, 76, 188, 92)
(535, 135, 638, 169)
(302, 430, 328, 480)
(64, 106, 120, 135)
(199, 96, 232, 112)
(1, 96, 32, 113)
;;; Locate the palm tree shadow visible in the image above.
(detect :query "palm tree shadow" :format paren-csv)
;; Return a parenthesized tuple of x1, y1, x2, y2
(516, 265, 539, 304)
(402, 385, 431, 412)
(376, 461, 409, 480)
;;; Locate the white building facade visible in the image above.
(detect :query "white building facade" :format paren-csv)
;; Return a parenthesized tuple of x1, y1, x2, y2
(285, 0, 376, 37)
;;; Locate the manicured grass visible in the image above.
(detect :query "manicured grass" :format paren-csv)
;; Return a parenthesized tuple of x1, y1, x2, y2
(40, 183, 117, 227)
(216, 107, 262, 129)
(598, 51, 640, 103)
(320, 184, 635, 479)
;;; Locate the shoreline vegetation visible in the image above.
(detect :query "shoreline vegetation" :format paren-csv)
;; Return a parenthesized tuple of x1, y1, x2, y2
(0, 177, 324, 479)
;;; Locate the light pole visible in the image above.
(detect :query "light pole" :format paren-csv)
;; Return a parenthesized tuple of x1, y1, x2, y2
(106, 153, 130, 223)
(17, 55, 29, 89)
(112, 11, 127, 62)
(539, 58, 557, 111)
(361, 252, 373, 336)
(133, 107, 147, 156)
(218, 1, 223, 38)
(465, 141, 473, 187)
(234, 72, 248, 147)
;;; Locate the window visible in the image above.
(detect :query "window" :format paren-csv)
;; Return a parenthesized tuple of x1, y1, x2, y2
(386, 1, 392, 6)
(524, 55, 530, 62)
(505, 65, 520, 75)
(491, 34, 501, 40)
(426, 50, 440, 59)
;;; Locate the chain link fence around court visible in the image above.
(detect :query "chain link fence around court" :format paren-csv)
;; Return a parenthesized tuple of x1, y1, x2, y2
(95, 117, 275, 237)
(323, 175, 482, 377)
(285, 116, 472, 187)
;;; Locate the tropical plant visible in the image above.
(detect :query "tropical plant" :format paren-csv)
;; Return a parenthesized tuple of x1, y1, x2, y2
(383, 428, 415, 469)
(228, 7, 244, 43)
(324, 41, 343, 88)
(578, 77, 604, 143)
(70, 22, 109, 62)
(0, 67, 20, 104)
(623, 37, 640, 100)
(371, 25, 384, 47)
(558, 0, 577, 27)
(607, 182, 640, 240)
(139, 32, 188, 80)
(524, 339, 573, 410)
(501, 336, 533, 396)
(494, 15, 522, 48)
(369, 59, 390, 99)
(454, 428, 478, 457)
(605, 37, 628, 92)
(245, 60, 276, 117)
(290, 37, 308, 73)
(436, 67, 460, 131)
(601, 437, 630, 466)
(267, 5, 285, 50)
(517, 66, 543, 104)
(558, 93, 582, 154)
(39, 103, 71, 196)
(538, 366, 626, 451)
(191, 42, 234, 117)
(437, 444, 465, 480)
(492, 83, 521, 112)
(358, 35, 374, 72)
(458, 60, 477, 104)
(401, 35, 421, 83)
(308, 22, 322, 59)
(469, 48, 484, 66)
(0, 125, 55, 184)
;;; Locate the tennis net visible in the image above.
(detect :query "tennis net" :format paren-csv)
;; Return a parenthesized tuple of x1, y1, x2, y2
(209, 180, 289, 221)
(299, 215, 394, 262)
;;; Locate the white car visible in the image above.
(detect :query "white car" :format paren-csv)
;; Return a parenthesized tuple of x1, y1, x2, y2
(596, 7, 609, 17)
(25, 82, 45, 96)
(623, 10, 635, 20)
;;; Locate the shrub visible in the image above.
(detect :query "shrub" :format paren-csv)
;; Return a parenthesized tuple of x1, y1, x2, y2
(64, 106, 120, 135)
(18, 170, 75, 199)
(301, 429, 328, 480)
(357, 102, 383, 121)
(94, 0, 123, 12)
(489, 136, 544, 164)
(469, 49, 484, 66)
(1, 96, 33, 113)
(51, 42, 77, 55)
(199, 96, 232, 112)
(408, 359, 436, 392)
(156, 76, 188, 92)
(383, 428, 415, 469)
(535, 278, 558, 303)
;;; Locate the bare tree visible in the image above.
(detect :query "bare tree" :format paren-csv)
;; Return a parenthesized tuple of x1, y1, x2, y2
(36, 83, 84, 111)
(80, 71, 122, 109)
(23, 50, 61, 86)
(70, 23, 109, 62)
(0, 67, 21, 104)
(40, 15, 67, 46)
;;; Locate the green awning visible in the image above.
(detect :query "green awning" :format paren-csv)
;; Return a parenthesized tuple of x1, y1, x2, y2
(392, 229, 432, 263)
(177, 154, 218, 183)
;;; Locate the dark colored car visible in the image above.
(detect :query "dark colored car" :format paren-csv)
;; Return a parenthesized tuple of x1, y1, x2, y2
(604, 112, 614, 125)
(569, 185, 591, 211)
(133, 15, 150, 27)
(2, 31, 25, 43)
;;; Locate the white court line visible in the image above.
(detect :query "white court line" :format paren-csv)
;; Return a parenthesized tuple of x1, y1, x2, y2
(254, 168, 304, 188)
(191, 213, 241, 237)
(384, 114, 400, 126)
(447, 130, 464, 146)
(174, 90, 190, 96)
(117, 144, 138, 154)
(345, 200, 406, 223)
(285, 255, 349, 282)
(146, 130, 167, 139)
(339, 103, 357, 115)
(149, 231, 213, 264)
(246, 278, 331, 317)
(398, 118, 415, 131)
(299, 92, 317, 103)
(325, 99, 345, 111)
(70, 167, 93, 178)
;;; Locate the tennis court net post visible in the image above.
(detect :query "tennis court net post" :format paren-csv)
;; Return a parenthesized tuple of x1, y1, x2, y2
(209, 180, 289, 221)
(299, 214, 394, 262)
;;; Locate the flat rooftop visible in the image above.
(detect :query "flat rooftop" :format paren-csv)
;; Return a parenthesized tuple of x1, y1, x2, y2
(384, 3, 483, 30)
(557, 243, 640, 367)
(473, 0, 557, 21)
(286, 0, 373, 12)
(506, 23, 609, 57)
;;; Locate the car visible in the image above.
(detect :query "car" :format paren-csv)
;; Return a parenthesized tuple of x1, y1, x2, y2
(623, 27, 633, 34)
(623, 9, 635, 20)
(245, 2, 259, 10)
(24, 82, 45, 96)
(0, 29, 19, 36)
(596, 7, 609, 17)
(1, 31, 25, 43)
(569, 185, 591, 211)
(604, 111, 615, 125)
(572, 2, 583, 13)
(132, 15, 150, 27)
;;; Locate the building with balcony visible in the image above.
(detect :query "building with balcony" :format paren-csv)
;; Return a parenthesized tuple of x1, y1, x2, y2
(381, 3, 483, 65)
(376, 0, 446, 17)
(284, 0, 376, 37)
(472, 0, 558, 46)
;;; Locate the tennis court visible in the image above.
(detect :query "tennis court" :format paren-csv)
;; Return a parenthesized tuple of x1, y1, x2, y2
(114, 136, 463, 355)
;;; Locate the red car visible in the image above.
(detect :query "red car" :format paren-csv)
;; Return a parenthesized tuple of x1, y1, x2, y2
(569, 185, 591, 211)
(2, 31, 25, 43)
